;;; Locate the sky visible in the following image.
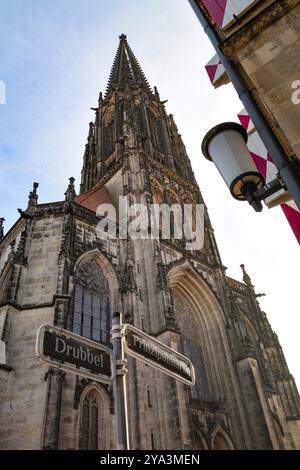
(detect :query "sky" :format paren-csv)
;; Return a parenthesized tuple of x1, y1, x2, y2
(0, 0, 299, 387)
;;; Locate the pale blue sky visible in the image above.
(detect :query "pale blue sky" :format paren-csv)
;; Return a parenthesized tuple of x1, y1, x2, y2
(0, 0, 299, 386)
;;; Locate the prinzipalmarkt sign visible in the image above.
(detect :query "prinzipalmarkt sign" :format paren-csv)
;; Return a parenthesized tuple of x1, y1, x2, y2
(122, 324, 195, 386)
(36, 324, 114, 383)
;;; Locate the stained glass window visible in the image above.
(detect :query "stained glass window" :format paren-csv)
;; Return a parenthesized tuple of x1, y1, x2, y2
(73, 260, 110, 344)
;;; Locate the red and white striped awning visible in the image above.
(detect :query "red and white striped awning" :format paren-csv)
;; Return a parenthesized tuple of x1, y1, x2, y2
(205, 54, 226, 86)
(201, 0, 256, 29)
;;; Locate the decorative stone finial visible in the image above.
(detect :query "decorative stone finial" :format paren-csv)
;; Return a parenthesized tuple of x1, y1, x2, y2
(154, 86, 160, 100)
(28, 182, 39, 210)
(64, 177, 76, 202)
(119, 33, 127, 41)
(240, 264, 253, 287)
(88, 122, 94, 140)
(98, 91, 103, 105)
(0, 217, 5, 241)
(33, 182, 38, 193)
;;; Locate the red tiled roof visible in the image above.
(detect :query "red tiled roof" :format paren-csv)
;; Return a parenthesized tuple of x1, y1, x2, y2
(75, 185, 115, 213)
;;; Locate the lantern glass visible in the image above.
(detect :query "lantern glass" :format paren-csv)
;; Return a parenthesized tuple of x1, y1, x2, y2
(202, 122, 265, 200)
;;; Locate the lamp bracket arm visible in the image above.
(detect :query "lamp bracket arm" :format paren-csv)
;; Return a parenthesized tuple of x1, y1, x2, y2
(254, 175, 286, 201)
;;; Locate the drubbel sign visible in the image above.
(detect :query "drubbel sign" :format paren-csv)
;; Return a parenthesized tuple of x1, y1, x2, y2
(36, 324, 114, 383)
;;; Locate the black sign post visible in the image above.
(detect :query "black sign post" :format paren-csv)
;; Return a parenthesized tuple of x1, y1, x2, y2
(36, 324, 114, 384)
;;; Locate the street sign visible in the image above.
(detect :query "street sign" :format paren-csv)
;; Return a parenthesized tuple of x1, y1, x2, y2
(122, 324, 195, 386)
(36, 324, 114, 383)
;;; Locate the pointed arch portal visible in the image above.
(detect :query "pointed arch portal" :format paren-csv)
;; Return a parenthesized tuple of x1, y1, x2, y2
(169, 264, 230, 400)
(168, 262, 239, 450)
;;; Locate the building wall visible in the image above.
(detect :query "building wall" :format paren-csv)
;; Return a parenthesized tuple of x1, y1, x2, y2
(0, 197, 299, 449)
(233, 2, 300, 160)
(21, 216, 63, 305)
(0, 305, 53, 449)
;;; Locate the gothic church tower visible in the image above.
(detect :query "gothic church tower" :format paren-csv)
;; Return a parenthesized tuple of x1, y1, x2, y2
(0, 35, 299, 450)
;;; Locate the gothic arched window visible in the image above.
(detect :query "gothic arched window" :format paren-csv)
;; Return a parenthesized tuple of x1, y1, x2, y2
(155, 119, 166, 153)
(151, 178, 164, 205)
(212, 431, 234, 450)
(194, 430, 207, 450)
(0, 263, 12, 304)
(175, 301, 211, 402)
(103, 119, 115, 160)
(73, 260, 110, 344)
(148, 110, 159, 150)
(80, 390, 100, 450)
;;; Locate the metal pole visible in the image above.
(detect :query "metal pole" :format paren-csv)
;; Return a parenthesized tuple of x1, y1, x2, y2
(111, 312, 130, 450)
(188, 0, 300, 210)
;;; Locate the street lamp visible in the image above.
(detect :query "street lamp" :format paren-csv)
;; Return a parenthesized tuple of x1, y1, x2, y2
(202, 122, 286, 212)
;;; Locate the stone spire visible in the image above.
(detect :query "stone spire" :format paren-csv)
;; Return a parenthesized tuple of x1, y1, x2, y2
(105, 34, 152, 97)
(80, 35, 196, 194)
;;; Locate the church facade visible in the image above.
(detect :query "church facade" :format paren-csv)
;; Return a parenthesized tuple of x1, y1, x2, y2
(0, 35, 299, 450)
